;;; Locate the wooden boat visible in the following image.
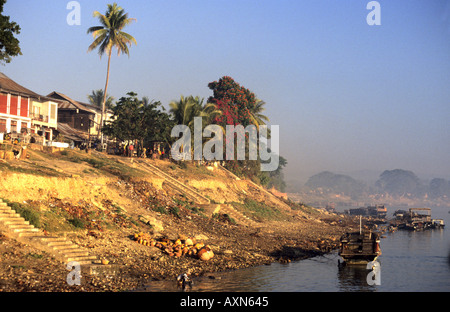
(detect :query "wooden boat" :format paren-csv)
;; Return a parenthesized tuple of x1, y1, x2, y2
(431, 219, 445, 229)
(393, 208, 444, 231)
(339, 217, 381, 265)
(339, 230, 381, 265)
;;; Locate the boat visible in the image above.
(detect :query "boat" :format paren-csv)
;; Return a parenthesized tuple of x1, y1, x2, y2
(339, 217, 381, 265)
(431, 219, 445, 229)
(339, 231, 381, 265)
(393, 208, 443, 231)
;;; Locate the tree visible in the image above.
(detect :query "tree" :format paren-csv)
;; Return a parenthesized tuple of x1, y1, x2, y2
(103, 92, 174, 154)
(249, 99, 270, 130)
(169, 95, 202, 127)
(169, 95, 221, 128)
(87, 3, 137, 145)
(88, 89, 115, 110)
(266, 155, 287, 192)
(207, 76, 257, 128)
(0, 0, 22, 65)
(169, 95, 222, 159)
(207, 76, 273, 179)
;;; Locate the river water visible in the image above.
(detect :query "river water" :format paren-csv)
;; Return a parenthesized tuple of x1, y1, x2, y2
(143, 206, 450, 292)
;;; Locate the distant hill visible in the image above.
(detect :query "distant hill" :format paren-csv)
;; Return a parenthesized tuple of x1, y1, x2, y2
(429, 178, 450, 199)
(305, 171, 368, 200)
(375, 169, 421, 197)
(294, 169, 450, 205)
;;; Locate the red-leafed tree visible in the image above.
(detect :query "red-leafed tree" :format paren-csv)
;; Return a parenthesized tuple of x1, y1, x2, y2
(207, 76, 258, 128)
(207, 76, 271, 180)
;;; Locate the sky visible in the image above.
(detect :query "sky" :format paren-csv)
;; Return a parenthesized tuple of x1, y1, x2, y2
(2, 0, 450, 185)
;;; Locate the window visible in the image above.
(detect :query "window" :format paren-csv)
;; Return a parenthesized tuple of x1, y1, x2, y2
(10, 95, 18, 116)
(0, 119, 6, 132)
(50, 103, 57, 122)
(10, 120, 17, 133)
(20, 97, 28, 117)
(0, 94, 7, 114)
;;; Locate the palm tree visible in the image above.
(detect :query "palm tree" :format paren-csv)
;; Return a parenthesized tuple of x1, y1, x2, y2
(170, 95, 222, 159)
(248, 99, 270, 130)
(169, 95, 222, 128)
(169, 95, 202, 127)
(87, 3, 137, 145)
(88, 89, 115, 110)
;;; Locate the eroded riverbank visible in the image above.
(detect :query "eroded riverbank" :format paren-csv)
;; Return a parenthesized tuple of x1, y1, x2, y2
(0, 149, 359, 292)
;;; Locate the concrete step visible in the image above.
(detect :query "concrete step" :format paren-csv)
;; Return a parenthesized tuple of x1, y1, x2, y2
(17, 231, 44, 238)
(0, 216, 29, 223)
(134, 159, 211, 205)
(0, 200, 100, 270)
(0, 213, 23, 219)
(219, 204, 260, 227)
(8, 224, 36, 230)
(10, 226, 39, 232)
(65, 255, 97, 263)
(0, 203, 15, 211)
(1, 219, 31, 226)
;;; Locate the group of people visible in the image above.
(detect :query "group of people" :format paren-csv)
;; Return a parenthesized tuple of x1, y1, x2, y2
(117, 142, 168, 159)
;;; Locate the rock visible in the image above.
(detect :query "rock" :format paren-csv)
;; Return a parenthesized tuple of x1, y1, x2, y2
(194, 234, 209, 241)
(139, 215, 164, 233)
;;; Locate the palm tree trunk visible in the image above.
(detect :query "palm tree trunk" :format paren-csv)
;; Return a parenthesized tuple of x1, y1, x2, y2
(100, 49, 112, 148)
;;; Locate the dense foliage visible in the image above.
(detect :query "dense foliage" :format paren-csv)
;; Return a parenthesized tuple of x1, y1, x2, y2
(207, 76, 257, 128)
(103, 92, 174, 147)
(0, 0, 22, 64)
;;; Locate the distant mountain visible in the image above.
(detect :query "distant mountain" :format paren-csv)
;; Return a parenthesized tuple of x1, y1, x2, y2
(375, 169, 421, 197)
(294, 169, 450, 205)
(429, 178, 450, 199)
(305, 171, 368, 199)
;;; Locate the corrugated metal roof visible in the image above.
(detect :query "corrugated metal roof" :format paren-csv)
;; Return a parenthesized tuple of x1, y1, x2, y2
(47, 91, 95, 114)
(56, 122, 89, 142)
(0, 72, 41, 98)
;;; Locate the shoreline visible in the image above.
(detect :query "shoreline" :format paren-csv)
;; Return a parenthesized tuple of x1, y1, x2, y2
(0, 149, 359, 292)
(0, 211, 357, 292)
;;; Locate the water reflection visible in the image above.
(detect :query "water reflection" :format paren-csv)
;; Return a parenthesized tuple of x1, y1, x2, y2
(337, 264, 376, 292)
(142, 254, 379, 292)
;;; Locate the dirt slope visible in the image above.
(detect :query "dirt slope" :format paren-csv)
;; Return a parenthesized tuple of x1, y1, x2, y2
(0, 147, 358, 291)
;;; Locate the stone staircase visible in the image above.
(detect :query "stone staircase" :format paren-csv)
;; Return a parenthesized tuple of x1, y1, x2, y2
(117, 158, 262, 227)
(136, 160, 262, 227)
(218, 204, 261, 228)
(0, 199, 98, 266)
(126, 158, 211, 205)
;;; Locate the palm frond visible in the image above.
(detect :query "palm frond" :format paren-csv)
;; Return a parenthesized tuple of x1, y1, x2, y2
(87, 32, 107, 53)
(87, 25, 104, 34)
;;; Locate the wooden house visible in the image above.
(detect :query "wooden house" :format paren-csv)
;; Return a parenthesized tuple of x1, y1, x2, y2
(47, 91, 95, 134)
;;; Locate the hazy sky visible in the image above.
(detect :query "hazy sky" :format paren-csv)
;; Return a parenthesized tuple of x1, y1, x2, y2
(3, 0, 450, 184)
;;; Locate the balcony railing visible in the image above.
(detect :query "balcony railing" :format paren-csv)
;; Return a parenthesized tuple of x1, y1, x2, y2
(30, 113, 49, 123)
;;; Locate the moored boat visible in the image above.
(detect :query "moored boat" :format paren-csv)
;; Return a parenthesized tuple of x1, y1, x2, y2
(339, 230, 381, 265)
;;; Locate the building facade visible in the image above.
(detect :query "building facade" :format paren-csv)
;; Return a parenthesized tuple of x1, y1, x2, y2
(0, 73, 60, 144)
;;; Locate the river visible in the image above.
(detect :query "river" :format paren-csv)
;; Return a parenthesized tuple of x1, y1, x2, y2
(142, 205, 450, 292)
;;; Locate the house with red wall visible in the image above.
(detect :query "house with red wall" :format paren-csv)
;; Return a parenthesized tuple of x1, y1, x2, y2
(0, 72, 37, 134)
(0, 72, 59, 143)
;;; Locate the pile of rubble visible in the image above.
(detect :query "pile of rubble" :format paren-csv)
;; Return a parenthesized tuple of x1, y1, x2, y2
(133, 232, 214, 261)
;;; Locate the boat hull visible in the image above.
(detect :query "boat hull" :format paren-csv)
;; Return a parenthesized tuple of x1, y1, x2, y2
(339, 254, 379, 265)
(339, 231, 381, 265)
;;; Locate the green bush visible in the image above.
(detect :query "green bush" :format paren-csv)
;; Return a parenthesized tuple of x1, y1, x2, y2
(68, 218, 86, 229)
(7, 201, 41, 228)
